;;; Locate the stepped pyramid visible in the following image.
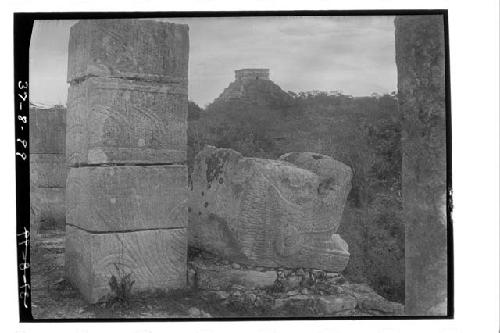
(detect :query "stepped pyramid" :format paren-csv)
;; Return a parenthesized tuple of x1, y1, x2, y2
(212, 68, 293, 107)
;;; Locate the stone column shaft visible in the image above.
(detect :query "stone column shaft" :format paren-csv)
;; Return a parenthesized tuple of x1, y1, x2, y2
(29, 106, 67, 229)
(65, 19, 189, 303)
(395, 15, 448, 316)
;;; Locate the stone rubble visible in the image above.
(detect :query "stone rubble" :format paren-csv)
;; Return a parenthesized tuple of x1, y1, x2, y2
(187, 247, 403, 316)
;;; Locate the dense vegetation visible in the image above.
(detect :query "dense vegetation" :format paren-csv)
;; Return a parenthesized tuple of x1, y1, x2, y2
(187, 87, 404, 302)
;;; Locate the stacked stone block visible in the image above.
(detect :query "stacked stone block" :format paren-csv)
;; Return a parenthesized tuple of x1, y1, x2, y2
(29, 106, 67, 228)
(65, 19, 189, 303)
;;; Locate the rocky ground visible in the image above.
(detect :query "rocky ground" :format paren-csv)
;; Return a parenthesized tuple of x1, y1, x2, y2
(31, 229, 403, 319)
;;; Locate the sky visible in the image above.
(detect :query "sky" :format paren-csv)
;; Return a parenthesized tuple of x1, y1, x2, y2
(30, 16, 397, 108)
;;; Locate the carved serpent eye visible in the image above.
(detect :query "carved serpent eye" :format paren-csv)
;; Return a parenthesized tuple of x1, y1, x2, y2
(317, 177, 336, 195)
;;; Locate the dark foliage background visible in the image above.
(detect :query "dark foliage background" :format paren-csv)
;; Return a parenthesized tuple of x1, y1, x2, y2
(187, 86, 404, 302)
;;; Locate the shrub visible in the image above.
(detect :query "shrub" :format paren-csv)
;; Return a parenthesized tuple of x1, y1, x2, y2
(108, 263, 135, 305)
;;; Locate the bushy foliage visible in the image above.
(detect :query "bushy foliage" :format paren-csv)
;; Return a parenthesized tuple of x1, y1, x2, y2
(187, 89, 404, 302)
(188, 100, 203, 121)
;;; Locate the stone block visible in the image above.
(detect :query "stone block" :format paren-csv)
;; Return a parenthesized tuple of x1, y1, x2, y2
(356, 294, 404, 314)
(318, 295, 357, 314)
(190, 259, 277, 290)
(338, 283, 405, 315)
(66, 77, 187, 165)
(30, 154, 67, 188)
(189, 146, 352, 271)
(29, 107, 66, 154)
(66, 165, 187, 232)
(65, 225, 187, 303)
(37, 187, 66, 228)
(67, 19, 189, 83)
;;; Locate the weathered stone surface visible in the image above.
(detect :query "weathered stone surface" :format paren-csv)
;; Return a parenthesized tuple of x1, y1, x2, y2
(65, 225, 187, 303)
(318, 295, 357, 314)
(66, 165, 187, 232)
(279, 151, 353, 230)
(271, 294, 357, 316)
(356, 294, 404, 314)
(395, 15, 448, 316)
(334, 283, 404, 316)
(37, 187, 66, 228)
(189, 146, 352, 271)
(64, 19, 190, 306)
(67, 19, 189, 83)
(30, 154, 67, 188)
(271, 294, 309, 310)
(186, 307, 212, 318)
(66, 77, 187, 166)
(29, 107, 66, 154)
(189, 258, 277, 290)
(29, 106, 67, 231)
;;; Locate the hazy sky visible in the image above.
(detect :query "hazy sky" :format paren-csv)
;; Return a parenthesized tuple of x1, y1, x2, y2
(30, 16, 396, 107)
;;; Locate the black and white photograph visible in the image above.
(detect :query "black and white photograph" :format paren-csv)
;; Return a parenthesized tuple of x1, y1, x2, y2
(19, 12, 452, 320)
(19, 12, 451, 320)
(6, 2, 499, 328)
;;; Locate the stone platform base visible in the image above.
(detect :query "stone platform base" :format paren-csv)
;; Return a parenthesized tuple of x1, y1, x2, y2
(189, 258, 277, 290)
(65, 225, 187, 303)
(188, 249, 404, 316)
